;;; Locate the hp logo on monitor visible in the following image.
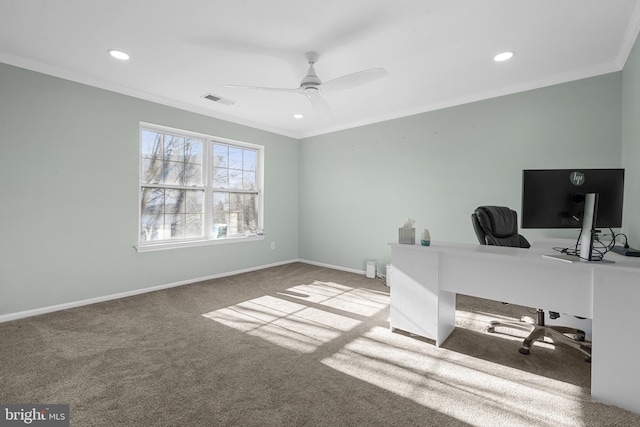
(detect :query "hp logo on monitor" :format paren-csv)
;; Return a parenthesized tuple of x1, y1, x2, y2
(570, 171, 585, 186)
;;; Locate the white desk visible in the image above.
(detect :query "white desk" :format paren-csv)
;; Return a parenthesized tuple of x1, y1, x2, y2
(389, 239, 640, 414)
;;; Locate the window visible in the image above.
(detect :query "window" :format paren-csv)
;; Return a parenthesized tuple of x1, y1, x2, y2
(138, 124, 263, 251)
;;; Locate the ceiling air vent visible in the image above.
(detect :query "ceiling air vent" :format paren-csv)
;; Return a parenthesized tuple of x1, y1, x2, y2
(202, 93, 236, 106)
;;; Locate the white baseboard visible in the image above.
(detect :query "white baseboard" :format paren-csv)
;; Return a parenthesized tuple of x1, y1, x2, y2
(0, 259, 299, 323)
(300, 259, 388, 282)
(298, 259, 366, 275)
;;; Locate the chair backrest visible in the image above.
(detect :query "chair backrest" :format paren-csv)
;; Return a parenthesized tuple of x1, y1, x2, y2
(472, 206, 530, 248)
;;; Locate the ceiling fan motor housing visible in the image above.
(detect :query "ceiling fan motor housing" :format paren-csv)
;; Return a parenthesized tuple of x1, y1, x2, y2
(301, 64, 322, 87)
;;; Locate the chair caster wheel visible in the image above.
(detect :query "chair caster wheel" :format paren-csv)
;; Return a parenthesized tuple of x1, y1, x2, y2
(519, 347, 530, 355)
(486, 326, 495, 333)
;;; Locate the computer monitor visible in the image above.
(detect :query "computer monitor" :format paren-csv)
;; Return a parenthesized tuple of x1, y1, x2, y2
(521, 168, 624, 261)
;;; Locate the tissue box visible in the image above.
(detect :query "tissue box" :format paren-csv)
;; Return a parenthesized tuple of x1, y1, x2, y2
(399, 228, 415, 244)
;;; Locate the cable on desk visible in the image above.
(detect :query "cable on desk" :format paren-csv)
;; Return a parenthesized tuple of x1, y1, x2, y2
(552, 228, 618, 261)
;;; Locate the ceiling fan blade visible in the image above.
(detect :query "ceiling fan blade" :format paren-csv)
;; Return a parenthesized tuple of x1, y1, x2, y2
(223, 84, 302, 94)
(308, 93, 332, 121)
(321, 68, 387, 91)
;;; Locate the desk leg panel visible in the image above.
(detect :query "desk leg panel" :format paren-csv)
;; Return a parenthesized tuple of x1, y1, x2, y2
(437, 290, 456, 347)
(390, 246, 440, 342)
(592, 268, 640, 414)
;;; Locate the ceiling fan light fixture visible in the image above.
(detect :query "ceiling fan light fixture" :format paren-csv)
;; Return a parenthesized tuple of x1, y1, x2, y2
(108, 49, 130, 61)
(494, 51, 514, 62)
(303, 86, 320, 99)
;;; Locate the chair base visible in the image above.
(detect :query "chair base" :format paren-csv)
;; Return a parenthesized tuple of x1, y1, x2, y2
(486, 316, 592, 363)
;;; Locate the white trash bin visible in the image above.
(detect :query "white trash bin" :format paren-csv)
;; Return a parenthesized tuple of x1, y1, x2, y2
(366, 261, 376, 279)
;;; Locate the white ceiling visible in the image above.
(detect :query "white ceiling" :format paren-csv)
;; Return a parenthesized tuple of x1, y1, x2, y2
(1, 0, 639, 139)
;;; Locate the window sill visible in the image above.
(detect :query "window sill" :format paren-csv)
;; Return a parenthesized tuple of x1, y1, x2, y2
(135, 234, 265, 253)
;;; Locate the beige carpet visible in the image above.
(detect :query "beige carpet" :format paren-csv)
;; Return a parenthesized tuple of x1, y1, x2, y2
(1, 262, 638, 426)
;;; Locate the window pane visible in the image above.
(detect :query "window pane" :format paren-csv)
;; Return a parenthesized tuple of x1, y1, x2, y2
(229, 193, 242, 211)
(183, 139, 203, 186)
(186, 214, 204, 238)
(141, 130, 163, 159)
(243, 171, 256, 190)
(228, 169, 242, 189)
(244, 150, 257, 171)
(140, 188, 205, 241)
(212, 189, 229, 236)
(244, 193, 258, 233)
(212, 192, 259, 236)
(141, 130, 203, 187)
(185, 190, 203, 214)
(213, 145, 228, 168)
(166, 189, 186, 215)
(186, 138, 203, 164)
(213, 168, 228, 188)
(141, 131, 163, 184)
(229, 147, 243, 169)
(141, 158, 162, 184)
(163, 161, 183, 186)
(140, 187, 164, 241)
(141, 188, 164, 215)
(140, 214, 162, 241)
(183, 162, 202, 186)
(213, 192, 229, 224)
(164, 135, 185, 162)
(228, 211, 243, 234)
(166, 213, 185, 239)
(158, 189, 204, 239)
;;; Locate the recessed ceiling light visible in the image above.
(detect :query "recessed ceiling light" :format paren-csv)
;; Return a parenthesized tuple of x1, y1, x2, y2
(494, 51, 514, 62)
(108, 49, 130, 61)
(293, 114, 304, 119)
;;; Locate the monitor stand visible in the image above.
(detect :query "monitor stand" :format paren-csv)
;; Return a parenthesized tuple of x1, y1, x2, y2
(543, 192, 614, 264)
(579, 193, 598, 261)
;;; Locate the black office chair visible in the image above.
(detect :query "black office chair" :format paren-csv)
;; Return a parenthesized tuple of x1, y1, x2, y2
(471, 206, 592, 362)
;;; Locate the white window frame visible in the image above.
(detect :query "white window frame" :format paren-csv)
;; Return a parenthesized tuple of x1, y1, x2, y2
(136, 123, 264, 252)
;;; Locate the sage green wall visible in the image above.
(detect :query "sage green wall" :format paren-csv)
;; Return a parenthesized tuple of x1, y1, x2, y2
(622, 34, 640, 247)
(0, 63, 299, 316)
(299, 73, 623, 272)
(1, 49, 636, 318)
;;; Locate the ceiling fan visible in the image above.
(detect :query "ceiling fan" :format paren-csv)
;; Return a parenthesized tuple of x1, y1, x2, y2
(223, 52, 387, 117)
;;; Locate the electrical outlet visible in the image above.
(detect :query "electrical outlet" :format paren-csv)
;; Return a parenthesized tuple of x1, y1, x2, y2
(271, 242, 276, 250)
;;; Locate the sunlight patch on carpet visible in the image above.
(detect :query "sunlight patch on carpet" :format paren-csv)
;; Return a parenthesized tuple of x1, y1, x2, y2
(202, 282, 375, 353)
(457, 308, 559, 351)
(321, 326, 586, 427)
(278, 280, 389, 317)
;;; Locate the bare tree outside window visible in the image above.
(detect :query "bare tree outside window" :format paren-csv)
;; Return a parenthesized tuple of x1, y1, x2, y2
(212, 144, 259, 236)
(140, 129, 204, 241)
(138, 125, 262, 246)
